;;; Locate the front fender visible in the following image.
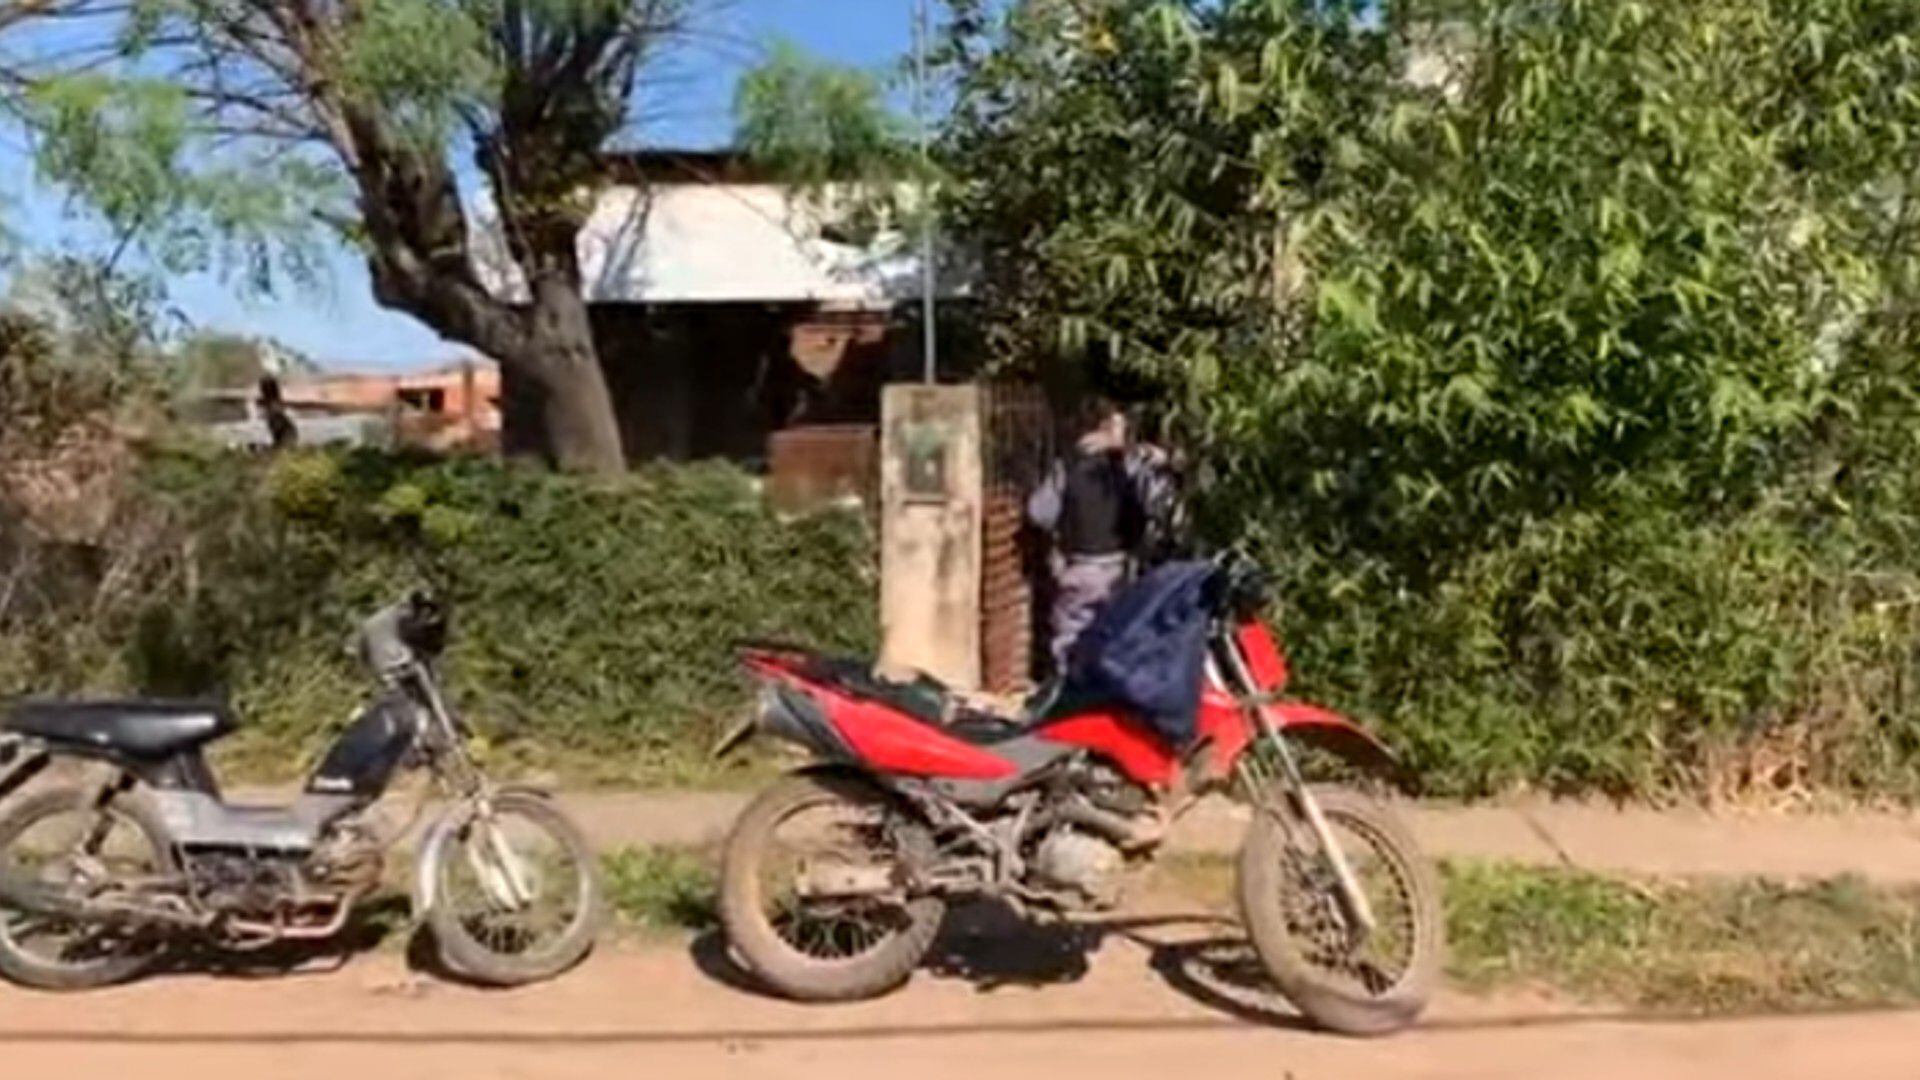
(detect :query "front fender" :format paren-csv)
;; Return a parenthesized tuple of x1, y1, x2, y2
(412, 785, 555, 917)
(1267, 702, 1405, 786)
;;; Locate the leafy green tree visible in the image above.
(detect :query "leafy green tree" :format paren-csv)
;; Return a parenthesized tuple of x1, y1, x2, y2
(734, 40, 911, 195)
(744, 0, 1920, 795)
(4, 0, 693, 472)
(938, 0, 1917, 496)
(732, 38, 933, 258)
(934, 0, 1920, 793)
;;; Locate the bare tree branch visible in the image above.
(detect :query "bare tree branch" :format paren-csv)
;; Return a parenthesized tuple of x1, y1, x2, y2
(3, 0, 700, 470)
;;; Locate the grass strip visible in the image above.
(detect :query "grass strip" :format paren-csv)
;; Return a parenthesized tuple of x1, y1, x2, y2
(597, 846, 1920, 1013)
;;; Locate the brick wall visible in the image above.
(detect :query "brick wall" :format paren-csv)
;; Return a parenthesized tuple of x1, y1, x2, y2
(979, 383, 1054, 694)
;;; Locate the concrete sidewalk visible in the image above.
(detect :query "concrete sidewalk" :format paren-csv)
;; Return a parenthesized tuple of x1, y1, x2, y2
(550, 790, 1920, 884)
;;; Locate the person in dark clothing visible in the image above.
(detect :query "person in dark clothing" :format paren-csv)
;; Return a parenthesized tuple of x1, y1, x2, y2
(1125, 404, 1189, 566)
(258, 375, 297, 450)
(1026, 396, 1176, 670)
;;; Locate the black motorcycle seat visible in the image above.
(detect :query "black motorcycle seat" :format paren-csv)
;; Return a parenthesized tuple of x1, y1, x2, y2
(750, 646, 1110, 747)
(943, 681, 1116, 746)
(3, 700, 235, 759)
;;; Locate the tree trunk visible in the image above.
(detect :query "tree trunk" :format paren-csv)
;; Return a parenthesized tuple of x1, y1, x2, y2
(498, 363, 548, 461)
(542, 359, 624, 472)
(504, 275, 625, 474)
(330, 102, 629, 474)
(503, 330, 625, 473)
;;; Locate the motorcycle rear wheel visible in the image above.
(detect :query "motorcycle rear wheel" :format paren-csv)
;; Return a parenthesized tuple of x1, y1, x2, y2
(1236, 784, 1443, 1036)
(0, 787, 173, 991)
(719, 772, 944, 1001)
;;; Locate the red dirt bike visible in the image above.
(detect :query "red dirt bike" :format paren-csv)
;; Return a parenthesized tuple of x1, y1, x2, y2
(712, 557, 1443, 1036)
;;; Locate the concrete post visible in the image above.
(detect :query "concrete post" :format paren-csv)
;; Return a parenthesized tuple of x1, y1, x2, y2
(878, 383, 982, 689)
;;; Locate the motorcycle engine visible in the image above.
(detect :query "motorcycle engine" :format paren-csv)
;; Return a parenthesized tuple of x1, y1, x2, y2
(187, 851, 298, 915)
(1028, 760, 1161, 908)
(1081, 762, 1150, 818)
(1033, 827, 1125, 908)
(305, 817, 387, 895)
(186, 815, 386, 918)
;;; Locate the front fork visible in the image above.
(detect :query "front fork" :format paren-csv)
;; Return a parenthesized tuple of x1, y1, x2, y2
(411, 668, 536, 913)
(1242, 739, 1378, 939)
(465, 802, 537, 911)
(1218, 661, 1377, 940)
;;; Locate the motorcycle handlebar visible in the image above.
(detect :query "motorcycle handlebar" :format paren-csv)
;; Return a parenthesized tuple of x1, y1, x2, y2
(355, 591, 450, 674)
(1204, 550, 1272, 620)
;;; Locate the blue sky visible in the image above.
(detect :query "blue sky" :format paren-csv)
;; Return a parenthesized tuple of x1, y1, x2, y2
(1, 0, 916, 370)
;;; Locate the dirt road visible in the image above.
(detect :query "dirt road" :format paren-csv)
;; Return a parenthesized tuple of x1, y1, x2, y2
(0, 928, 1912, 1079)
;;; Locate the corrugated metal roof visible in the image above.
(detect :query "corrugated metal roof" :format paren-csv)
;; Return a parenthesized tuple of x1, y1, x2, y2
(477, 179, 958, 307)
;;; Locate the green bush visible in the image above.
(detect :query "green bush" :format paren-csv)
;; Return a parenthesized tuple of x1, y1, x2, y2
(938, 0, 1920, 801)
(1260, 496, 1920, 799)
(0, 446, 877, 785)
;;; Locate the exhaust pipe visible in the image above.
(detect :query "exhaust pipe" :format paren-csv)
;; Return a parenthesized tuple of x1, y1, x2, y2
(0, 872, 209, 932)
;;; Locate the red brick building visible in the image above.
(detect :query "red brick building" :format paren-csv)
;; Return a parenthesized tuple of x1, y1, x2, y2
(292, 360, 501, 452)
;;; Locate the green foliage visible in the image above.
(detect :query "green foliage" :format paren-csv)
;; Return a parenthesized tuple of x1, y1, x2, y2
(734, 40, 912, 191)
(1282, 500, 1920, 796)
(943, 0, 1920, 799)
(0, 260, 175, 435)
(732, 38, 933, 251)
(4, 0, 686, 360)
(336, 0, 498, 146)
(602, 846, 716, 931)
(22, 75, 336, 294)
(0, 447, 876, 784)
(0, 311, 116, 443)
(27, 76, 191, 232)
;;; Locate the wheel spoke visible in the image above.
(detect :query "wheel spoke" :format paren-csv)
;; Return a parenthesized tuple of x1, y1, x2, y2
(0, 801, 164, 977)
(760, 796, 915, 964)
(1269, 810, 1420, 998)
(438, 804, 589, 964)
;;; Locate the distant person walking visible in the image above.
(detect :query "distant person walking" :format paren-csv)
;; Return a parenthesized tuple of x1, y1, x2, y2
(258, 375, 297, 450)
(1026, 396, 1178, 671)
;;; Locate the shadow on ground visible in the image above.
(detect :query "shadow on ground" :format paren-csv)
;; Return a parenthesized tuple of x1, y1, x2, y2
(684, 898, 1311, 1029)
(142, 893, 480, 988)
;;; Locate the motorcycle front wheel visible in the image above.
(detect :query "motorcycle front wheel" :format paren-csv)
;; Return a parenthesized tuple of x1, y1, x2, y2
(719, 772, 944, 1001)
(1236, 784, 1443, 1036)
(422, 790, 604, 986)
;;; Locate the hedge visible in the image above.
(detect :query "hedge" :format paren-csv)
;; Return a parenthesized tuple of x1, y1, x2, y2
(0, 445, 876, 784)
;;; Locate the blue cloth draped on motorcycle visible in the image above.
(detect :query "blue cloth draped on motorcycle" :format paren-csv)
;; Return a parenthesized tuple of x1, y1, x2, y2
(1062, 560, 1215, 747)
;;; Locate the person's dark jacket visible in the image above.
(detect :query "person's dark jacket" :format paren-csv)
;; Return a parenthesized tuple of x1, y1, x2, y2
(1028, 444, 1177, 561)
